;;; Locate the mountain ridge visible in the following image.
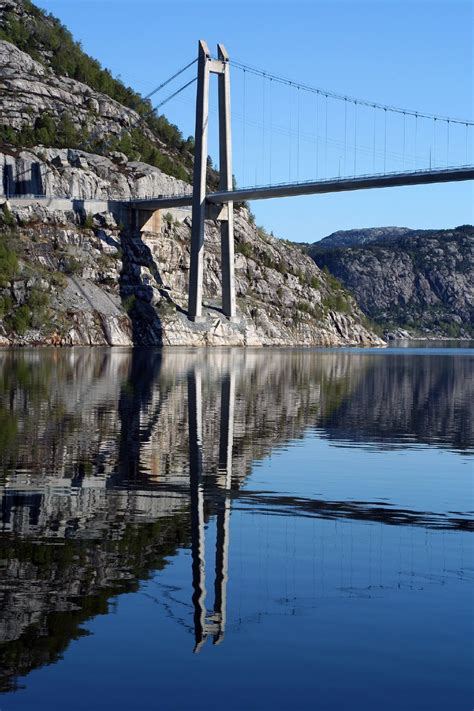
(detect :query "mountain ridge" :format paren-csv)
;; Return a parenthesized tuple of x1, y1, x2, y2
(309, 227, 415, 250)
(308, 225, 474, 338)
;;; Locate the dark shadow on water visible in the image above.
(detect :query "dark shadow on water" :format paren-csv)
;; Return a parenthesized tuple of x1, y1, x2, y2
(114, 349, 164, 482)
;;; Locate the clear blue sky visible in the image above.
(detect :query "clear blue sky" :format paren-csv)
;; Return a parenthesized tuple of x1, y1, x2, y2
(39, 0, 473, 241)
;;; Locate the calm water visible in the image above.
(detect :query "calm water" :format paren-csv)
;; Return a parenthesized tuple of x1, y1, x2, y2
(0, 346, 472, 710)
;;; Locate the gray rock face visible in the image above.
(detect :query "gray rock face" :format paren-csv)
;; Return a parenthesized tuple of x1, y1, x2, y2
(0, 39, 154, 143)
(0, 146, 189, 200)
(310, 227, 414, 250)
(0, 200, 384, 347)
(0, 1, 197, 186)
(309, 226, 474, 337)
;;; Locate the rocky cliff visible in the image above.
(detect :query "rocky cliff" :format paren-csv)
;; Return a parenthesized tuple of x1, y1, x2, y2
(0, 192, 383, 346)
(308, 226, 474, 338)
(0, 144, 190, 201)
(0, 0, 197, 182)
(306, 226, 414, 250)
(0, 0, 383, 347)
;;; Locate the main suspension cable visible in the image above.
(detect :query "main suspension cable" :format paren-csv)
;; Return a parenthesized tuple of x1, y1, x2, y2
(230, 59, 474, 126)
(144, 58, 198, 101)
(154, 77, 197, 111)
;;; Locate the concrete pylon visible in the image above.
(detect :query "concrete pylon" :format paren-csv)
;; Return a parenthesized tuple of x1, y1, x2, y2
(188, 41, 236, 321)
(188, 41, 210, 322)
(217, 44, 236, 320)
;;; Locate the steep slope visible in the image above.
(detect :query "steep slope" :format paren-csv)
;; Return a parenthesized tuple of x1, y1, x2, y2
(0, 193, 382, 346)
(0, 0, 200, 182)
(308, 226, 474, 338)
(0, 0, 383, 347)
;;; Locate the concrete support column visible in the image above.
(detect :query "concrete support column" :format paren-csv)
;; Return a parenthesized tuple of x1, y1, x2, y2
(188, 41, 211, 322)
(217, 44, 236, 319)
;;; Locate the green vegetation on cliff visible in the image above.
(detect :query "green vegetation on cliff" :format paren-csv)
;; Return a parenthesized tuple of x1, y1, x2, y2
(0, 115, 193, 181)
(0, 0, 196, 180)
(0, 209, 61, 336)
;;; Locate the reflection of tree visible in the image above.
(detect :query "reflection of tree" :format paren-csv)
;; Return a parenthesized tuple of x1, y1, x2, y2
(316, 353, 474, 452)
(0, 347, 472, 692)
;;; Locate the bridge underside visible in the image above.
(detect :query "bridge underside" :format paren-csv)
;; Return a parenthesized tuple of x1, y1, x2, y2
(128, 166, 474, 211)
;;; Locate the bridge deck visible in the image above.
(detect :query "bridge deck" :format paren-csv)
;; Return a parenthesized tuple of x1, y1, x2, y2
(128, 165, 474, 210)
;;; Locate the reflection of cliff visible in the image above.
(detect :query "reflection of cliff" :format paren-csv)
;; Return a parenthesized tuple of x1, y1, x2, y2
(0, 348, 472, 542)
(1, 348, 358, 690)
(0, 348, 472, 541)
(0, 514, 189, 692)
(315, 353, 474, 452)
(0, 349, 360, 524)
(0, 348, 472, 692)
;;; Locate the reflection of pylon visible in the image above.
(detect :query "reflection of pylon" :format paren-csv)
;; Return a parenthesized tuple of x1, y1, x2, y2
(188, 368, 235, 652)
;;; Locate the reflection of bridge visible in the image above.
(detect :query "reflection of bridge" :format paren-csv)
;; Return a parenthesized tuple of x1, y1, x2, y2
(180, 355, 474, 651)
(130, 41, 474, 322)
(0, 349, 474, 686)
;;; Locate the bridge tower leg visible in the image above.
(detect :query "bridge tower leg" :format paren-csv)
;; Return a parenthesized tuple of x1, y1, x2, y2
(188, 41, 211, 322)
(188, 41, 236, 321)
(217, 44, 236, 320)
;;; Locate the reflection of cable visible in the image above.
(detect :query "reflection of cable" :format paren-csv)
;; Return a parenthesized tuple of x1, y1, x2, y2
(141, 589, 194, 634)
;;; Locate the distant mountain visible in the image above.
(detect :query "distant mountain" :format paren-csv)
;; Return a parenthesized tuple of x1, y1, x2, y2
(310, 227, 415, 251)
(307, 226, 474, 338)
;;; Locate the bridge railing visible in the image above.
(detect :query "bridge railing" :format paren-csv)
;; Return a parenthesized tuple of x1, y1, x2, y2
(221, 164, 474, 192)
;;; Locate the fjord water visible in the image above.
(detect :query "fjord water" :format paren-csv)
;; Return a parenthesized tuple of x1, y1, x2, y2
(0, 346, 472, 710)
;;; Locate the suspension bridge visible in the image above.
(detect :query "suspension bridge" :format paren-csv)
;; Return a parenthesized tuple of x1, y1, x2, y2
(129, 41, 474, 321)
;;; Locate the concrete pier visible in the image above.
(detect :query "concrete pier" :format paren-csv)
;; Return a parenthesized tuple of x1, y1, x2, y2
(188, 41, 211, 322)
(217, 44, 236, 320)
